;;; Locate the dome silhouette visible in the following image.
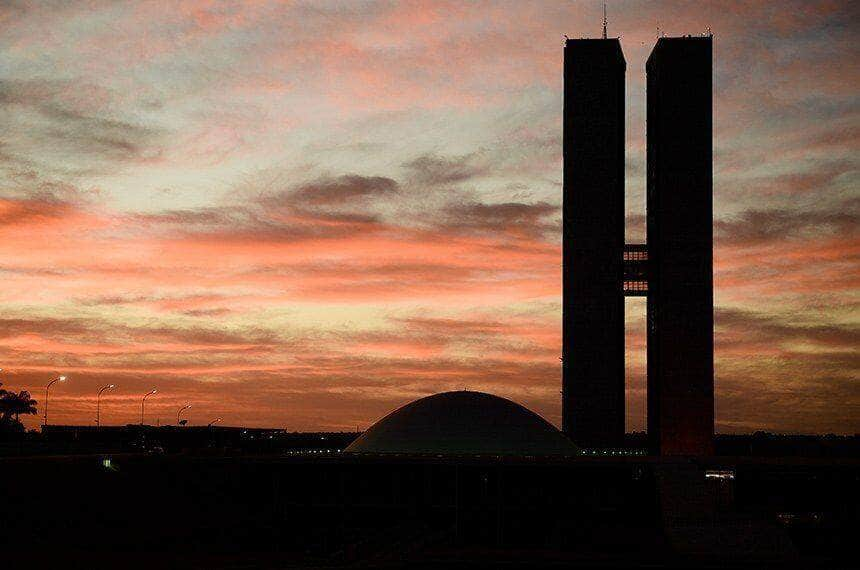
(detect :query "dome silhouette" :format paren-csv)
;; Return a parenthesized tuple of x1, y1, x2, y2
(345, 391, 579, 456)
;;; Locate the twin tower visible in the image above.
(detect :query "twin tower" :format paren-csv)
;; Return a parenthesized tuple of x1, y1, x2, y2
(562, 35, 714, 455)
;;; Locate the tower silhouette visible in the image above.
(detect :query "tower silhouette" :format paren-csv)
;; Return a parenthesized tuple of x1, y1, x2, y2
(563, 35, 714, 456)
(562, 37, 626, 449)
(646, 37, 714, 456)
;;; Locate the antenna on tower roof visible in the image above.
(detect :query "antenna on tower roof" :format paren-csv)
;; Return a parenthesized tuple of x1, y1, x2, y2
(602, 2, 608, 39)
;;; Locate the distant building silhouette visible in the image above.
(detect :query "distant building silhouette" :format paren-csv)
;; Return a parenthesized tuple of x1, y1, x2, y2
(646, 37, 714, 455)
(563, 35, 714, 456)
(562, 38, 626, 449)
(347, 391, 579, 456)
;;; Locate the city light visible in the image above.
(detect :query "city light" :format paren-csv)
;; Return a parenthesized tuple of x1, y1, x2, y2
(177, 404, 192, 426)
(43, 374, 68, 427)
(140, 389, 157, 425)
(705, 470, 736, 480)
(96, 384, 116, 428)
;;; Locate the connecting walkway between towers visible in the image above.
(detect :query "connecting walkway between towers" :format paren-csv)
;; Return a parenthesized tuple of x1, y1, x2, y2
(623, 244, 648, 296)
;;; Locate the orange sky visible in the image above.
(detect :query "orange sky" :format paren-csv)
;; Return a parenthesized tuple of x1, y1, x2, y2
(0, 1, 857, 433)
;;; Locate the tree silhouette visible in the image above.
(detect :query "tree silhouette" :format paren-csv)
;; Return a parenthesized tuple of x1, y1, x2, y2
(0, 383, 38, 432)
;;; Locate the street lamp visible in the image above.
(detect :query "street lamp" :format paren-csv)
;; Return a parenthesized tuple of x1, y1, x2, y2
(43, 375, 67, 426)
(140, 389, 157, 425)
(207, 417, 222, 428)
(96, 384, 116, 428)
(177, 404, 191, 425)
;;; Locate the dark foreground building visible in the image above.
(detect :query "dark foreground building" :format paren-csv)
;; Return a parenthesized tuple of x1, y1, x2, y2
(563, 35, 715, 455)
(562, 38, 626, 448)
(3, 392, 856, 568)
(347, 391, 578, 455)
(647, 36, 714, 456)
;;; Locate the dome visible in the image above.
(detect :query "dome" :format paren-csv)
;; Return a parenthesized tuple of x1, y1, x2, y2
(345, 391, 579, 456)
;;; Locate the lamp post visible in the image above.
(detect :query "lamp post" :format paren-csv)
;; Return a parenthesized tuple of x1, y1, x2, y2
(43, 375, 67, 426)
(207, 417, 222, 428)
(140, 389, 157, 425)
(96, 384, 115, 428)
(177, 404, 191, 425)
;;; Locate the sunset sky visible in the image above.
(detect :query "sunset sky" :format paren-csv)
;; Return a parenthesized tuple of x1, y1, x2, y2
(1, 0, 857, 433)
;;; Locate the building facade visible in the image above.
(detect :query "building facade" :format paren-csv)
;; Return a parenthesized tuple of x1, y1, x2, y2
(563, 35, 714, 455)
(646, 37, 714, 455)
(562, 38, 626, 448)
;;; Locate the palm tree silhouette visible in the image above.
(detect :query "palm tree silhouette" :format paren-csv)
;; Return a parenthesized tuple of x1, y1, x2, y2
(0, 383, 39, 427)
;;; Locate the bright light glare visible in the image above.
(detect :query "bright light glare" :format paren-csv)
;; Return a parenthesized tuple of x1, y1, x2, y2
(705, 470, 735, 480)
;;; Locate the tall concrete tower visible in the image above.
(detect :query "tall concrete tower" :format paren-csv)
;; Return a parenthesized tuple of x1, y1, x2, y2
(646, 36, 714, 455)
(562, 38, 626, 448)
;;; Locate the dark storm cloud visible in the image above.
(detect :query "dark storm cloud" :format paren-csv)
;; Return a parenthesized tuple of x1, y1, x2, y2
(0, 316, 93, 338)
(184, 209, 383, 243)
(132, 179, 387, 243)
(39, 106, 160, 161)
(0, 314, 280, 349)
(437, 200, 558, 238)
(286, 175, 399, 206)
(0, 180, 96, 226)
(134, 207, 238, 227)
(403, 152, 489, 186)
(716, 307, 860, 350)
(0, 194, 72, 226)
(133, 170, 559, 247)
(398, 316, 509, 337)
(746, 159, 856, 196)
(0, 79, 164, 175)
(715, 198, 859, 245)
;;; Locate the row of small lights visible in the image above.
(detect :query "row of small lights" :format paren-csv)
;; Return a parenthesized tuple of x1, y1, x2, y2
(2, 370, 222, 427)
(283, 450, 650, 459)
(579, 449, 648, 456)
(285, 449, 343, 455)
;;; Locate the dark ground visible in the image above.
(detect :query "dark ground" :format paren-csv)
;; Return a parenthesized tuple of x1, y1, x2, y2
(2, 447, 856, 569)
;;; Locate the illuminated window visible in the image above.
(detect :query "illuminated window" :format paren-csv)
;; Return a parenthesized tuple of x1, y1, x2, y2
(704, 469, 735, 480)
